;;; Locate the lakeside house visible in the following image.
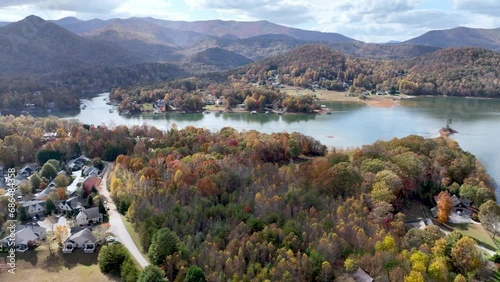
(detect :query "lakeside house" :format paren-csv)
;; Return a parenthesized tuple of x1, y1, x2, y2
(76, 207, 103, 226)
(62, 228, 96, 253)
(0, 224, 46, 252)
(431, 194, 473, 218)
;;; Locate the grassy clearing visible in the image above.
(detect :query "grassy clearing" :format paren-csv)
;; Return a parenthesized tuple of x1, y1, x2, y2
(120, 215, 149, 263)
(281, 86, 359, 103)
(0, 242, 118, 282)
(449, 222, 500, 251)
(140, 103, 155, 112)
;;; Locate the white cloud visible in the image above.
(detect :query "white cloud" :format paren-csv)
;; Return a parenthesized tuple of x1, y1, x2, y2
(452, 0, 500, 16)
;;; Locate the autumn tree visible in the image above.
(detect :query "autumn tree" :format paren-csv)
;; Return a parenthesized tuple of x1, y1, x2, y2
(54, 225, 70, 246)
(478, 200, 500, 239)
(54, 174, 70, 188)
(436, 191, 453, 223)
(450, 236, 482, 275)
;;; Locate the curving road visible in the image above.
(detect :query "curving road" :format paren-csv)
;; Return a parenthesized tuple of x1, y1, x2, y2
(99, 163, 149, 268)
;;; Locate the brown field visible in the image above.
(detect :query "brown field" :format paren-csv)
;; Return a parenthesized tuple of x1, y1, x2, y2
(0, 242, 118, 282)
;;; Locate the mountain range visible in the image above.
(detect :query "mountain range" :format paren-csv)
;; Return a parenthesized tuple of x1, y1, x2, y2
(0, 15, 498, 79)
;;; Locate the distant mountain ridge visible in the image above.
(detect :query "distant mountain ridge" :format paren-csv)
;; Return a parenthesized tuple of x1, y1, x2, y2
(404, 27, 500, 51)
(0, 15, 139, 75)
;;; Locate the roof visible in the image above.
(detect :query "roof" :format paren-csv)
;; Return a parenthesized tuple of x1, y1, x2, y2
(1, 227, 39, 246)
(22, 200, 46, 208)
(405, 219, 426, 230)
(80, 207, 101, 219)
(66, 228, 96, 245)
(353, 268, 373, 282)
(433, 194, 462, 207)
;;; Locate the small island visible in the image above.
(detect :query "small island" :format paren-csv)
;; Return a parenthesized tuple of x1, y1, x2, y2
(439, 118, 459, 137)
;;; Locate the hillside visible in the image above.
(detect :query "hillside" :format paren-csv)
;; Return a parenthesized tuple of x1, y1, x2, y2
(184, 47, 253, 72)
(84, 18, 213, 47)
(404, 27, 500, 51)
(0, 15, 138, 75)
(139, 18, 358, 42)
(230, 45, 499, 97)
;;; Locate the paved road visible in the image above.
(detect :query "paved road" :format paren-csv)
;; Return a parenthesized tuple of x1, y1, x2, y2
(99, 163, 149, 268)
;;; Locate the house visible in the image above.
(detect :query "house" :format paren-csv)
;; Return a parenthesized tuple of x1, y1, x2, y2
(0, 224, 46, 252)
(56, 196, 86, 214)
(21, 200, 46, 217)
(432, 195, 473, 218)
(76, 207, 103, 226)
(353, 268, 373, 282)
(18, 164, 38, 177)
(82, 166, 99, 177)
(62, 228, 96, 253)
(43, 132, 57, 142)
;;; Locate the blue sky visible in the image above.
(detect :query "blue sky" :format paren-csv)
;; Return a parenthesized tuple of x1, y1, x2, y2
(0, 0, 499, 42)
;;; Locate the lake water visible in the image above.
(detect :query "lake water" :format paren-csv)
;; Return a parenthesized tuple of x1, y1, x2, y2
(58, 93, 500, 200)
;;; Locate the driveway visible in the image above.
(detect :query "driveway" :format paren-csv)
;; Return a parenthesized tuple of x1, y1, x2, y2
(99, 163, 149, 268)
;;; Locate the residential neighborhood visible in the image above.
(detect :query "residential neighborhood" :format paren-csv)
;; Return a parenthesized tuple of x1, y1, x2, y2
(0, 155, 109, 256)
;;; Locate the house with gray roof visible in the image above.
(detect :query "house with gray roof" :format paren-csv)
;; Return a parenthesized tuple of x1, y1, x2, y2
(76, 207, 103, 226)
(0, 224, 46, 252)
(56, 196, 86, 214)
(21, 200, 46, 217)
(62, 228, 96, 253)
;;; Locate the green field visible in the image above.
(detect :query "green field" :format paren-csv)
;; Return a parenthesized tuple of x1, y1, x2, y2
(449, 222, 500, 251)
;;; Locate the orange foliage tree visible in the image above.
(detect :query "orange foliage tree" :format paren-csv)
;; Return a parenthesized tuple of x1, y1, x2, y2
(436, 191, 453, 223)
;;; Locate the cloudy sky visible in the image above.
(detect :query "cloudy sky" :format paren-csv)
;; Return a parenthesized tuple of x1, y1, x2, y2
(0, 0, 499, 42)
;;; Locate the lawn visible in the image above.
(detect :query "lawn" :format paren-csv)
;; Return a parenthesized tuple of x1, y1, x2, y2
(120, 215, 149, 263)
(140, 103, 155, 112)
(449, 222, 500, 252)
(281, 86, 359, 102)
(0, 242, 118, 282)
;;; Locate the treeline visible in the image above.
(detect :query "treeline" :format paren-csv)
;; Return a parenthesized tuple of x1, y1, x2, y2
(0, 63, 188, 111)
(108, 129, 497, 281)
(111, 81, 319, 113)
(231, 45, 499, 97)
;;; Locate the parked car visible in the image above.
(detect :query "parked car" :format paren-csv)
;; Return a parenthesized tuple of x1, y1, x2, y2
(105, 236, 115, 243)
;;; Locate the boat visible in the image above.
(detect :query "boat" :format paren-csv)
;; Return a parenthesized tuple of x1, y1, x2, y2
(109, 109, 114, 113)
(265, 111, 269, 114)
(204, 110, 211, 114)
(251, 111, 258, 115)
(153, 109, 160, 114)
(326, 111, 333, 115)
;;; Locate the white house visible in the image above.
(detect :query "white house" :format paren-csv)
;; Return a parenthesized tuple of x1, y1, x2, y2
(76, 207, 103, 226)
(62, 228, 96, 253)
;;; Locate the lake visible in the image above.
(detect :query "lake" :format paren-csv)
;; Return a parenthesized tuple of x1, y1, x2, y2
(58, 93, 500, 200)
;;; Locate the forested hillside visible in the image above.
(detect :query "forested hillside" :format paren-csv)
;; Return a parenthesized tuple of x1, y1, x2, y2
(1, 116, 499, 281)
(233, 45, 500, 97)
